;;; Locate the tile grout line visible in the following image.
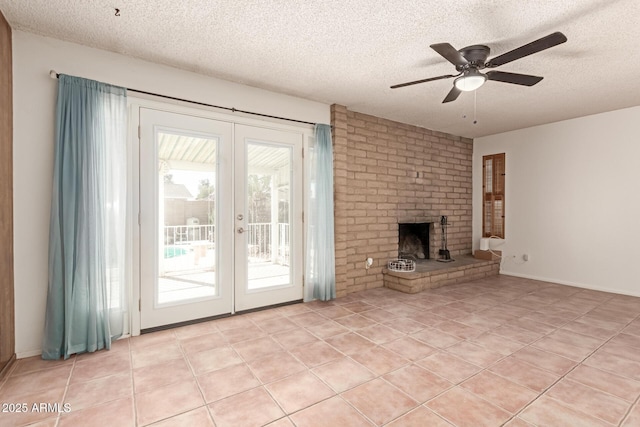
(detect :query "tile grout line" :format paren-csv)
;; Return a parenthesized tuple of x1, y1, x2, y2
(305, 290, 494, 425)
(127, 338, 139, 427)
(341, 282, 548, 426)
(417, 287, 561, 425)
(495, 295, 607, 425)
(9, 280, 638, 427)
(134, 329, 206, 426)
(214, 295, 446, 425)
(254, 308, 356, 425)
(239, 315, 291, 425)
(264, 302, 382, 426)
(401, 286, 623, 426)
(174, 328, 217, 427)
(264, 294, 427, 425)
(375, 283, 523, 425)
(501, 297, 640, 426)
(57, 354, 77, 426)
(619, 391, 640, 426)
(614, 310, 640, 427)
(172, 290, 628, 422)
(217, 285, 628, 425)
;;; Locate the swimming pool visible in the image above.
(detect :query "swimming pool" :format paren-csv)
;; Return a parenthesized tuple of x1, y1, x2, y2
(164, 246, 189, 259)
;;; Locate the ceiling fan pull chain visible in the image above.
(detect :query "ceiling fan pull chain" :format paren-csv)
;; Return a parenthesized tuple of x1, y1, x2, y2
(462, 99, 467, 120)
(473, 90, 478, 124)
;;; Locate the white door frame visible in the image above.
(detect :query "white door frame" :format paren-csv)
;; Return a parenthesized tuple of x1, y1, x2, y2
(128, 98, 312, 336)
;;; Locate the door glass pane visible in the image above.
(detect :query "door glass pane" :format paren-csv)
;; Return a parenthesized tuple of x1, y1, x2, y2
(246, 142, 291, 290)
(157, 131, 217, 305)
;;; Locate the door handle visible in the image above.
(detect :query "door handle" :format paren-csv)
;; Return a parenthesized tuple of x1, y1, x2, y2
(237, 227, 245, 234)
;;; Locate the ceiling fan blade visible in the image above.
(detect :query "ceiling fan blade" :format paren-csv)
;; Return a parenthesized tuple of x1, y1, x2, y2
(442, 86, 461, 103)
(486, 71, 543, 86)
(390, 74, 458, 89)
(485, 32, 567, 68)
(430, 43, 468, 68)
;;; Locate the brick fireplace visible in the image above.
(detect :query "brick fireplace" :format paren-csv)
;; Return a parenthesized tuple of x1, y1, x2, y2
(331, 104, 474, 297)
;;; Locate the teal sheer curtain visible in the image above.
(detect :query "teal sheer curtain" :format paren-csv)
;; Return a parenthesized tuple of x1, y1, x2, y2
(42, 75, 128, 360)
(305, 124, 336, 301)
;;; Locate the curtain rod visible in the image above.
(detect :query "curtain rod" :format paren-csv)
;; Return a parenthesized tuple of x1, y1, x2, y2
(49, 70, 317, 127)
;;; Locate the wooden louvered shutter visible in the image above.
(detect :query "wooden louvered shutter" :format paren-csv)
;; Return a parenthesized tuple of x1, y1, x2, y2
(482, 153, 505, 238)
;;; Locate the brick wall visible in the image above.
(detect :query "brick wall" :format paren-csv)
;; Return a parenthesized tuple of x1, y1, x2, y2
(330, 104, 473, 296)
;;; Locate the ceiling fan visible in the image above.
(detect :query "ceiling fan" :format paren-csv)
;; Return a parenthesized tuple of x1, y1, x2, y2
(391, 32, 567, 103)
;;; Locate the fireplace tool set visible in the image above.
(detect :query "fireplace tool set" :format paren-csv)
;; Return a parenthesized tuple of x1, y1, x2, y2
(437, 215, 455, 263)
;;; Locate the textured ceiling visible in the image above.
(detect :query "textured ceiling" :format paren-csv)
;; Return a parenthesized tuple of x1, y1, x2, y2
(1, 0, 639, 137)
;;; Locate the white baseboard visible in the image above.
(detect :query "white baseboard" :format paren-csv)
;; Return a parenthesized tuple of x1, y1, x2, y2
(16, 349, 42, 359)
(15, 334, 132, 360)
(500, 270, 640, 298)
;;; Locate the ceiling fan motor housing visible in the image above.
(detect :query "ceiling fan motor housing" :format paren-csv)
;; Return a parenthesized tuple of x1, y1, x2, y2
(458, 45, 490, 71)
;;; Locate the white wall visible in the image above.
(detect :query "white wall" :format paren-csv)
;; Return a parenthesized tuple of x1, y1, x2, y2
(473, 106, 640, 296)
(12, 31, 330, 357)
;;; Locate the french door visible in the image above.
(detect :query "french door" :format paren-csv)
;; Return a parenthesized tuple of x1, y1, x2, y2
(234, 124, 303, 311)
(139, 108, 303, 329)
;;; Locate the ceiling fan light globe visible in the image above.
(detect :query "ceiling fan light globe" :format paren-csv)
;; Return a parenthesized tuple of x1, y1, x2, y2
(454, 74, 487, 92)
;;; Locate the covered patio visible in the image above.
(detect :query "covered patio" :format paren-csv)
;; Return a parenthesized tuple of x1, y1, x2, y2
(156, 132, 292, 305)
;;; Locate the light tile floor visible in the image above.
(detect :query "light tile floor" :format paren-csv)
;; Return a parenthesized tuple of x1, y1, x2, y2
(2, 275, 640, 426)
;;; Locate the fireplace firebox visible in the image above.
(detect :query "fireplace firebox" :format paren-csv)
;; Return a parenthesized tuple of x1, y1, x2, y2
(398, 223, 431, 260)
